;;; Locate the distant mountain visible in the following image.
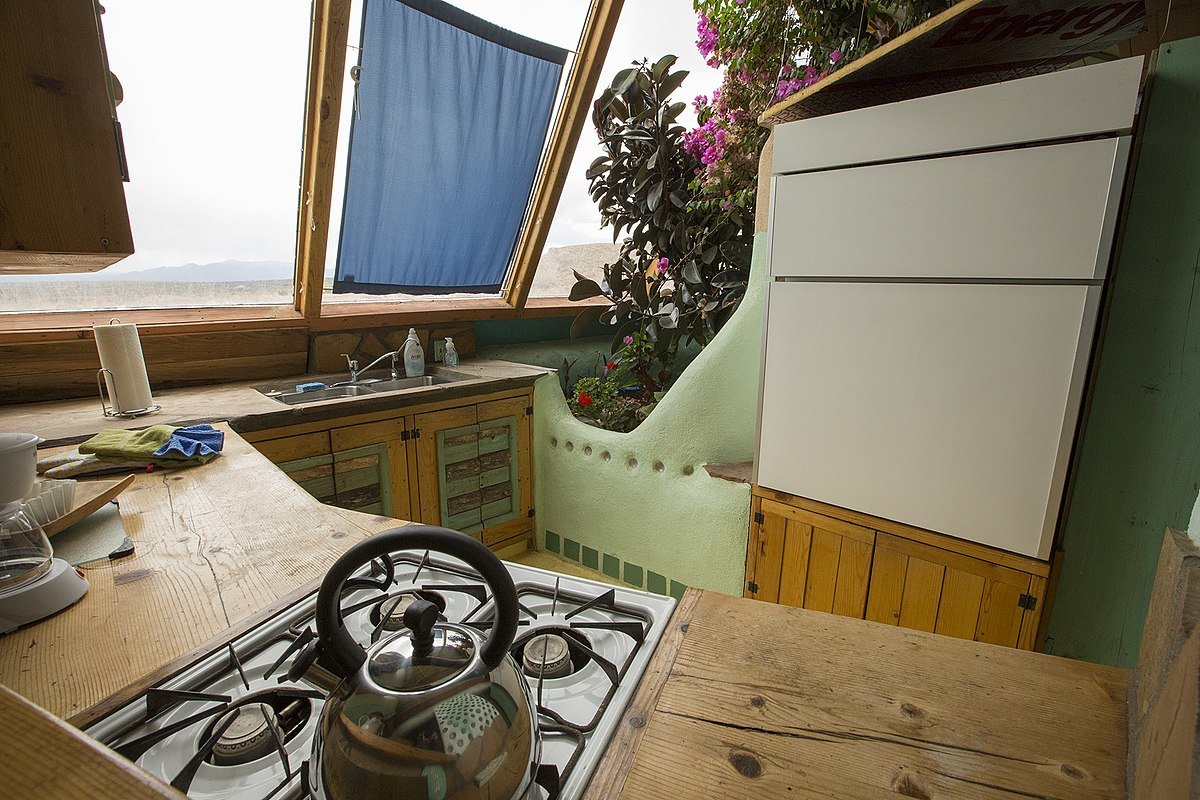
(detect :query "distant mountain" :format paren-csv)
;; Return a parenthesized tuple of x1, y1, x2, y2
(0, 260, 294, 283)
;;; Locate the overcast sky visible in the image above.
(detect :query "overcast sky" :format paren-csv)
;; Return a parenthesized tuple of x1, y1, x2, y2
(97, 0, 719, 274)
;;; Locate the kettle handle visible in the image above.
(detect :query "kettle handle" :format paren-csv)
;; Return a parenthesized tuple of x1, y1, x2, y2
(315, 526, 520, 676)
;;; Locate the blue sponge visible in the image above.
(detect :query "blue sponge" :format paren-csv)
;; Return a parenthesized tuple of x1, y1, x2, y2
(295, 382, 327, 393)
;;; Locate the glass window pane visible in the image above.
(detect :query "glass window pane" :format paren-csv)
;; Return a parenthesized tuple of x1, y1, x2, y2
(0, 0, 309, 314)
(531, 0, 722, 298)
(324, 0, 590, 305)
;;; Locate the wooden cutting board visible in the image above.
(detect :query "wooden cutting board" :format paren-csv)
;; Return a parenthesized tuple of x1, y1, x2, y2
(42, 475, 135, 537)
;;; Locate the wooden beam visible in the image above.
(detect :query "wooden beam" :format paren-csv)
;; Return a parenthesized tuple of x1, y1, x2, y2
(503, 0, 624, 310)
(294, 0, 352, 321)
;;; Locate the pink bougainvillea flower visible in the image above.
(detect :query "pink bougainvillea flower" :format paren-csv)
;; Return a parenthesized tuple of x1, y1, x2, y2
(623, 335, 634, 345)
(830, 49, 842, 64)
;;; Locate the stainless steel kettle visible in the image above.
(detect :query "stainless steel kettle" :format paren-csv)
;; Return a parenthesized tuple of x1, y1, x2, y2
(299, 526, 539, 800)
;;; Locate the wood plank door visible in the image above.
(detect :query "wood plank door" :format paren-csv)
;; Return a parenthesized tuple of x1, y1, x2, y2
(253, 431, 336, 505)
(476, 395, 532, 548)
(412, 405, 480, 537)
(865, 533, 1039, 648)
(330, 418, 411, 521)
(745, 499, 875, 619)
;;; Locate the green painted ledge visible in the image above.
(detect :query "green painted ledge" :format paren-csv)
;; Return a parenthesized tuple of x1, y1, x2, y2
(528, 233, 770, 596)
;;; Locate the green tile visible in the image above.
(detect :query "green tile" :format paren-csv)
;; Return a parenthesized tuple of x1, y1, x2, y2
(602, 554, 620, 579)
(582, 546, 599, 570)
(669, 580, 686, 601)
(563, 538, 580, 562)
(544, 531, 560, 554)
(623, 562, 643, 588)
(647, 571, 667, 596)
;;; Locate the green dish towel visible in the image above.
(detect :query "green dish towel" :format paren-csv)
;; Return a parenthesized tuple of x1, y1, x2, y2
(75, 425, 218, 470)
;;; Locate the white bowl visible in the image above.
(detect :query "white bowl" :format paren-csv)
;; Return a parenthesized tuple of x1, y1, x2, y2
(0, 433, 42, 507)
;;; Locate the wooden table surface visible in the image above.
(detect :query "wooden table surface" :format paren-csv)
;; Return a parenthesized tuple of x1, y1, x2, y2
(585, 590, 1131, 800)
(0, 423, 402, 723)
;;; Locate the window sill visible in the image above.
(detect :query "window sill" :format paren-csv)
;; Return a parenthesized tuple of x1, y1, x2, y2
(0, 297, 601, 342)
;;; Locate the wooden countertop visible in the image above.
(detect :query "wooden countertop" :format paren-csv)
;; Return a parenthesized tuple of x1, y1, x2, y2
(0, 423, 402, 723)
(0, 358, 549, 445)
(585, 590, 1131, 800)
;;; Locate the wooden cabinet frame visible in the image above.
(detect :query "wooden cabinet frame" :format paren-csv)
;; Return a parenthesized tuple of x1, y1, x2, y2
(747, 485, 1052, 650)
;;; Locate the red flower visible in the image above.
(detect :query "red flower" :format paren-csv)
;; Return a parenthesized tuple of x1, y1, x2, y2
(605, 361, 617, 372)
(577, 391, 593, 407)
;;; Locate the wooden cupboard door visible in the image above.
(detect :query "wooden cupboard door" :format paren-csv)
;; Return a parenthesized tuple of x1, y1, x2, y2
(476, 396, 532, 546)
(413, 405, 480, 537)
(254, 432, 335, 505)
(865, 533, 1038, 648)
(746, 499, 874, 618)
(330, 419, 412, 521)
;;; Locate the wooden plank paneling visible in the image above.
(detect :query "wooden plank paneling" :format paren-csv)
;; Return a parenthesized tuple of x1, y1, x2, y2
(776, 520, 812, 608)
(935, 567, 986, 640)
(831, 536, 873, 617)
(898, 558, 945, 632)
(864, 545, 906, 625)
(975, 577, 1030, 647)
(252, 431, 331, 464)
(749, 508, 786, 603)
(804, 527, 843, 613)
(0, 328, 309, 403)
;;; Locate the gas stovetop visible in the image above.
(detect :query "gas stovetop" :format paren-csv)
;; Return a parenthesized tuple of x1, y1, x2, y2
(84, 552, 676, 800)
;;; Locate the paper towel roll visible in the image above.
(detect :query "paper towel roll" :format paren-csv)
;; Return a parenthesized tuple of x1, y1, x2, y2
(94, 321, 155, 414)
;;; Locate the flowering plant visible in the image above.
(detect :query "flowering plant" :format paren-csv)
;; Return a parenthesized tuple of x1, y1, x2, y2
(569, 56, 754, 371)
(567, 374, 645, 433)
(687, 0, 952, 205)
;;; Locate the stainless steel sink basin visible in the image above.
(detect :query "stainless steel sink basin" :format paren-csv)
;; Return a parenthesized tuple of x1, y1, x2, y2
(272, 385, 378, 405)
(367, 375, 448, 392)
(256, 366, 478, 405)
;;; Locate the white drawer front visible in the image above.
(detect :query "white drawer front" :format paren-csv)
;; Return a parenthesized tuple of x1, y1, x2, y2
(756, 280, 1100, 559)
(768, 137, 1127, 281)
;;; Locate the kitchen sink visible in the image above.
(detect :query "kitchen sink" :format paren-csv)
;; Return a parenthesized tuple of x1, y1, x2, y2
(272, 384, 378, 405)
(256, 367, 478, 405)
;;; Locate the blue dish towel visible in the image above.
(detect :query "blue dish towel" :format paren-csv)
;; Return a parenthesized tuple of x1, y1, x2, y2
(153, 424, 225, 460)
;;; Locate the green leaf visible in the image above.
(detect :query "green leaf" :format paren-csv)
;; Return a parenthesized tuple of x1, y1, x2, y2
(657, 69, 689, 99)
(570, 304, 604, 340)
(612, 67, 637, 93)
(682, 262, 701, 284)
(651, 54, 677, 80)
(569, 279, 604, 302)
(648, 181, 664, 212)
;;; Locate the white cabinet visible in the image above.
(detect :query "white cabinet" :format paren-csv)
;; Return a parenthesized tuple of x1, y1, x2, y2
(756, 281, 1099, 559)
(769, 137, 1128, 281)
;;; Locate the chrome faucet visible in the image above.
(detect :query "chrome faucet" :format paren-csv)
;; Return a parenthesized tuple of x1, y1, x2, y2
(341, 351, 400, 383)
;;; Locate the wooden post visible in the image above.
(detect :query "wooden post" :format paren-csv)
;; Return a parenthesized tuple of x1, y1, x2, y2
(502, 0, 624, 310)
(294, 0, 353, 321)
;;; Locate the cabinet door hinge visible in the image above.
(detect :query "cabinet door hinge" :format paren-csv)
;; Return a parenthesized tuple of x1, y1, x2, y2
(1018, 593, 1038, 611)
(753, 512, 765, 525)
(524, 406, 534, 416)
(527, 508, 535, 518)
(747, 581, 759, 594)
(400, 430, 410, 441)
(411, 428, 422, 440)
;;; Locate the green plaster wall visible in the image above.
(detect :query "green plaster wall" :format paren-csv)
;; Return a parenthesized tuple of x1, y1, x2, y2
(1045, 38, 1200, 667)
(527, 233, 771, 595)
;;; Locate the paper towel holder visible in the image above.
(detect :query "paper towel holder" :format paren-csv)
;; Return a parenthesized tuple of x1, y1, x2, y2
(97, 368, 161, 419)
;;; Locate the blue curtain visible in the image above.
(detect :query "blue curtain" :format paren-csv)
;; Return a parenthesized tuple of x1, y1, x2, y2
(333, 0, 567, 294)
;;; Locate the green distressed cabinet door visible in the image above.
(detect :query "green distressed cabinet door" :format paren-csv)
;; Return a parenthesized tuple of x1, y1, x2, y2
(330, 419, 412, 521)
(477, 396, 532, 546)
(414, 405, 481, 537)
(253, 432, 336, 505)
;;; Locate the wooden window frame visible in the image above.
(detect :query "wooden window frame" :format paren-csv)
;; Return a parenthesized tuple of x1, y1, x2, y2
(0, 0, 620, 341)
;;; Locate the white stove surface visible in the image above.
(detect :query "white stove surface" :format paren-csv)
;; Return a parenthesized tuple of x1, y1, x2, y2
(85, 553, 676, 800)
